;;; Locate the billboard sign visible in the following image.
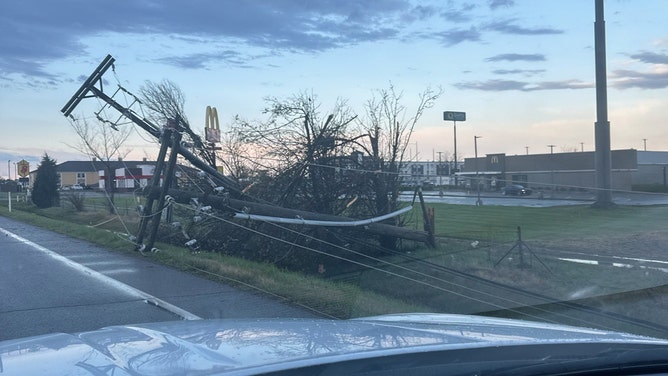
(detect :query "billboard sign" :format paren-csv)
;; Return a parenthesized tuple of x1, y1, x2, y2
(205, 105, 221, 143)
(17, 160, 30, 178)
(443, 111, 466, 122)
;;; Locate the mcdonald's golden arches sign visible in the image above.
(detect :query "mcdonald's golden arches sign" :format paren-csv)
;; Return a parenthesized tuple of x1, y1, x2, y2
(205, 105, 220, 143)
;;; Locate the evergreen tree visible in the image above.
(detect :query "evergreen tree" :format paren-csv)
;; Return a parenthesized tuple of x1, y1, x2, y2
(32, 153, 59, 208)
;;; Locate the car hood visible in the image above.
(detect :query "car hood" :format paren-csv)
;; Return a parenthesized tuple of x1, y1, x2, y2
(1, 313, 667, 375)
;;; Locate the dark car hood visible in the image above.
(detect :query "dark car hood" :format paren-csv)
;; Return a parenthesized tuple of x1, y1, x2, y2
(1, 313, 667, 375)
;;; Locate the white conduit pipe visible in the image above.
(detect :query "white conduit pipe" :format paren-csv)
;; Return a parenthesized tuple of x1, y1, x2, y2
(233, 205, 413, 227)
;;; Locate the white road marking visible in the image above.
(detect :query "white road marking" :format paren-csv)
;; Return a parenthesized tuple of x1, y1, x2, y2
(558, 257, 668, 273)
(1, 227, 202, 321)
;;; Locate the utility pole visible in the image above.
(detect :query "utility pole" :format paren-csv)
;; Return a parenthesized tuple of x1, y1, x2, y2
(581, 142, 585, 152)
(547, 144, 555, 154)
(643, 138, 647, 151)
(525, 146, 529, 155)
(593, 0, 613, 207)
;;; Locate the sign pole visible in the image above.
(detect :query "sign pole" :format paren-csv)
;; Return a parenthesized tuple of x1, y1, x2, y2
(453, 120, 457, 186)
(443, 111, 466, 188)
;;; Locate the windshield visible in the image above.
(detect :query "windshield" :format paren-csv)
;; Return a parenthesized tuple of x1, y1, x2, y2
(1, 0, 667, 354)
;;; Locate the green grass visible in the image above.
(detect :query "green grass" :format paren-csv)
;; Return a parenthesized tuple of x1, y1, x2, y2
(407, 202, 668, 242)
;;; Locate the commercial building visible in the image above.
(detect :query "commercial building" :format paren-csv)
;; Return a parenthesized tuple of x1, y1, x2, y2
(459, 149, 668, 192)
(397, 149, 668, 192)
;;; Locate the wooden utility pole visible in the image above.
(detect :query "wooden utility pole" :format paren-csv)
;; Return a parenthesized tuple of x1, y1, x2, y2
(62, 54, 437, 252)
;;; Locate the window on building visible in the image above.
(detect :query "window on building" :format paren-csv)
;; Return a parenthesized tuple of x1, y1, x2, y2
(436, 164, 449, 176)
(511, 174, 528, 185)
(411, 165, 424, 176)
(76, 172, 86, 187)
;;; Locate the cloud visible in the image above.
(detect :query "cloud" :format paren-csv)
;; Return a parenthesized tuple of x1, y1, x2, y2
(492, 69, 546, 76)
(436, 27, 482, 46)
(0, 1, 418, 80)
(438, 2, 478, 23)
(488, 0, 515, 10)
(454, 78, 592, 91)
(629, 51, 668, 65)
(402, 5, 439, 22)
(610, 68, 668, 90)
(485, 19, 563, 35)
(485, 53, 546, 62)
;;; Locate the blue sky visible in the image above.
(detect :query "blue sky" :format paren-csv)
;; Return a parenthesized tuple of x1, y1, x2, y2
(1, 0, 667, 179)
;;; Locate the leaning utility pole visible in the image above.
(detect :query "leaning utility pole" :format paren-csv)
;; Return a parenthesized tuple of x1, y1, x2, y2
(593, 0, 614, 207)
(61, 54, 436, 250)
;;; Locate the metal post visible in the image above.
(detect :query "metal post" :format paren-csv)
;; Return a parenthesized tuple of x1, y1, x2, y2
(475, 136, 482, 206)
(453, 121, 458, 187)
(593, 0, 613, 207)
(7, 160, 10, 180)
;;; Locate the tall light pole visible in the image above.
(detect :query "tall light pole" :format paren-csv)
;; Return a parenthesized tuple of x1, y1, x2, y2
(7, 160, 10, 181)
(443, 111, 466, 187)
(593, 0, 613, 207)
(474, 136, 482, 206)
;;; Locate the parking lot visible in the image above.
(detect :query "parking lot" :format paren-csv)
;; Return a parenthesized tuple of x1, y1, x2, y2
(399, 190, 668, 207)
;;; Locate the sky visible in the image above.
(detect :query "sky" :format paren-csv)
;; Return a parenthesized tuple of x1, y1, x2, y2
(1, 0, 667, 179)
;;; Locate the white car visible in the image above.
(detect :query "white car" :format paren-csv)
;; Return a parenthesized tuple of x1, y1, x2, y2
(2, 314, 667, 375)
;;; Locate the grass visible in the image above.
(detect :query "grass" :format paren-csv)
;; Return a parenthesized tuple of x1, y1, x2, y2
(407, 202, 668, 243)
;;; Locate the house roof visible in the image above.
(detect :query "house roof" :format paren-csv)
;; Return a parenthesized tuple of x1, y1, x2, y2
(56, 160, 155, 173)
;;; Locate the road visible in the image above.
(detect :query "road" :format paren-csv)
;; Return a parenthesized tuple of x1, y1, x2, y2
(400, 190, 668, 207)
(0, 216, 318, 341)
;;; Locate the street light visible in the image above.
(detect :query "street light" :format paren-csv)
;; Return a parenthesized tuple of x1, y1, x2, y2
(474, 136, 482, 206)
(7, 160, 10, 181)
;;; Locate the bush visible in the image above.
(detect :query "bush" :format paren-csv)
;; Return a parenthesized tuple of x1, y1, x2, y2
(64, 192, 86, 211)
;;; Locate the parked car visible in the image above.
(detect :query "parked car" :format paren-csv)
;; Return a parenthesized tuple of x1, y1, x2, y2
(501, 184, 532, 196)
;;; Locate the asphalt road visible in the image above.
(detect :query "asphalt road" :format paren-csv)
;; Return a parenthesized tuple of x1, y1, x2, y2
(0, 216, 318, 341)
(400, 190, 668, 207)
